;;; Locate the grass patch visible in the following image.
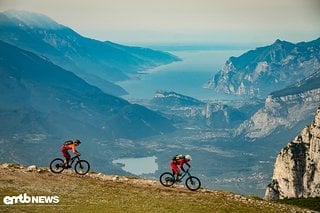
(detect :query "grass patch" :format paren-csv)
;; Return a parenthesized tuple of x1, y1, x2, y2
(276, 197, 320, 212)
(0, 166, 312, 213)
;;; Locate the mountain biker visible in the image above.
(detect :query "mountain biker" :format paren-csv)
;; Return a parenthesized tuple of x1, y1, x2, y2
(170, 154, 192, 182)
(61, 139, 81, 168)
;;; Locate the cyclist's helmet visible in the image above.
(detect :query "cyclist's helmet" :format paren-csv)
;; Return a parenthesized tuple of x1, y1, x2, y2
(185, 154, 192, 161)
(74, 139, 81, 145)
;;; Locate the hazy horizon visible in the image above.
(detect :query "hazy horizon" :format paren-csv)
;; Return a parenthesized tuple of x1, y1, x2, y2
(0, 0, 319, 46)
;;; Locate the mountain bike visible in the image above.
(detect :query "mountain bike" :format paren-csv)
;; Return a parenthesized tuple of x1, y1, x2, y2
(49, 155, 90, 175)
(159, 169, 201, 191)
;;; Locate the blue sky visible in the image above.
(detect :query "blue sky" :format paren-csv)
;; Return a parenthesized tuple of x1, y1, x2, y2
(1, 0, 319, 45)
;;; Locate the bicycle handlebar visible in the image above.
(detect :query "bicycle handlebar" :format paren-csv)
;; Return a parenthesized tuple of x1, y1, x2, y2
(71, 155, 80, 160)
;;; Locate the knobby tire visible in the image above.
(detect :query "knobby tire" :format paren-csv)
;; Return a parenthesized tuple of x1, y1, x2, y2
(185, 176, 201, 191)
(159, 172, 175, 187)
(49, 158, 65, 173)
(74, 160, 90, 175)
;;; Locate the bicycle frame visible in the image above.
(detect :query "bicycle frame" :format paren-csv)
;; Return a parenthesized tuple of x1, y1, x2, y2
(50, 155, 90, 175)
(160, 168, 201, 191)
(176, 170, 191, 182)
(68, 155, 80, 167)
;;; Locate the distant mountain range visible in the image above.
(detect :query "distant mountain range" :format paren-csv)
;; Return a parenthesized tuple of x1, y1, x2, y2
(0, 9, 180, 169)
(207, 38, 320, 98)
(237, 67, 320, 140)
(270, 69, 320, 98)
(0, 10, 180, 96)
(149, 90, 262, 129)
(2, 9, 320, 197)
(151, 90, 204, 107)
(0, 40, 175, 142)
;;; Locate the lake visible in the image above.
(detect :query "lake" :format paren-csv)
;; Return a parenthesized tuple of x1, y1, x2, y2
(112, 156, 158, 175)
(118, 49, 246, 100)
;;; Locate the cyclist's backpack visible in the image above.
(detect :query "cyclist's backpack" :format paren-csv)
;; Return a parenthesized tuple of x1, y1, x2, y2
(63, 140, 73, 146)
(172, 154, 185, 161)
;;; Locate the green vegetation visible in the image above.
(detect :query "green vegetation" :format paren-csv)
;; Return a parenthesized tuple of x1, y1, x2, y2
(276, 197, 320, 212)
(0, 165, 309, 213)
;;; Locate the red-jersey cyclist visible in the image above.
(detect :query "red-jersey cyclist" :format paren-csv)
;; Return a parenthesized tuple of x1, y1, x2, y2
(170, 154, 192, 181)
(61, 139, 81, 168)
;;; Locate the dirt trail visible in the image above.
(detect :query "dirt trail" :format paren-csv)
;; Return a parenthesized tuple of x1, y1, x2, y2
(0, 163, 188, 193)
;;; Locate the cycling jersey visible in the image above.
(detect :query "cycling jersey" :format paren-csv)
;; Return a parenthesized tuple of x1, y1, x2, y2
(170, 157, 190, 174)
(61, 143, 78, 161)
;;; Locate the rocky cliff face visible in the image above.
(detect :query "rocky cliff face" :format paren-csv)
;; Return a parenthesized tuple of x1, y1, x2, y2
(209, 38, 320, 98)
(238, 88, 320, 139)
(264, 105, 320, 200)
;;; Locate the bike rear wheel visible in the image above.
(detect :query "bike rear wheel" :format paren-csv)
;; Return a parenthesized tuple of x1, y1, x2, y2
(159, 172, 175, 187)
(49, 158, 65, 173)
(75, 160, 90, 175)
(185, 176, 201, 191)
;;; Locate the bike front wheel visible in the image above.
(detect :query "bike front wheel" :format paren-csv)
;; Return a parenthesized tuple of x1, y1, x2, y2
(159, 172, 175, 187)
(75, 160, 90, 175)
(49, 158, 65, 173)
(185, 176, 201, 191)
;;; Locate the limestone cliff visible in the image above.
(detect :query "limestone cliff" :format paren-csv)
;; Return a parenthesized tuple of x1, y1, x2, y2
(237, 88, 320, 139)
(209, 38, 320, 98)
(264, 105, 320, 200)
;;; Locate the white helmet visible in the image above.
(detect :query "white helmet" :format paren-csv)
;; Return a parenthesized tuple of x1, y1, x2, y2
(185, 154, 192, 161)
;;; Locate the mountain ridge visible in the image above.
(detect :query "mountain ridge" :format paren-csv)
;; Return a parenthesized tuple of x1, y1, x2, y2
(0, 10, 64, 29)
(0, 10, 180, 96)
(151, 90, 204, 107)
(237, 68, 320, 140)
(0, 40, 175, 141)
(209, 37, 320, 97)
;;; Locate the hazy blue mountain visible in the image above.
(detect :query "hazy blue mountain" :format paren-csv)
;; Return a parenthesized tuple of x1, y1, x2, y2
(270, 69, 320, 97)
(237, 67, 320, 140)
(208, 38, 320, 97)
(151, 90, 204, 107)
(0, 40, 175, 142)
(203, 102, 262, 128)
(147, 90, 262, 129)
(0, 10, 180, 96)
